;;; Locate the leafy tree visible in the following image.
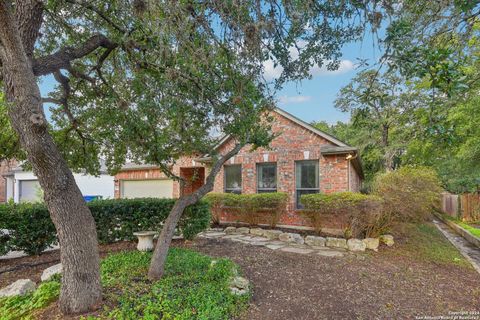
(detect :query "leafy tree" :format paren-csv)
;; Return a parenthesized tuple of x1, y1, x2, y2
(334, 69, 422, 172)
(0, 0, 382, 314)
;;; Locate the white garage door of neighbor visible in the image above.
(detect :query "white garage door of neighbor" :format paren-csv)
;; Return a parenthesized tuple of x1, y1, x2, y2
(121, 179, 174, 199)
(19, 180, 41, 202)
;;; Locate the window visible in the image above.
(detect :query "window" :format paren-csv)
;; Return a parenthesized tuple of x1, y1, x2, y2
(257, 163, 277, 193)
(224, 165, 242, 194)
(295, 160, 319, 209)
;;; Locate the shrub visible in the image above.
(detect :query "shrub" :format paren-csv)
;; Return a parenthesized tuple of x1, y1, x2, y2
(204, 192, 288, 227)
(300, 192, 386, 238)
(0, 201, 57, 255)
(0, 198, 210, 255)
(372, 166, 443, 222)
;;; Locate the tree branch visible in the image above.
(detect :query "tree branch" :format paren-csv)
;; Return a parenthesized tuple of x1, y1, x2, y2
(65, 0, 126, 33)
(32, 34, 117, 76)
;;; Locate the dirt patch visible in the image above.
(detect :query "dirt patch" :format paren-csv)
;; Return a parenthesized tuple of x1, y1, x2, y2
(185, 238, 480, 319)
(2, 227, 480, 319)
(0, 241, 136, 288)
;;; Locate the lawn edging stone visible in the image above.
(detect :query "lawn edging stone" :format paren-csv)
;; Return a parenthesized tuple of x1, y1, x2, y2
(363, 238, 380, 251)
(347, 239, 366, 252)
(200, 227, 391, 254)
(326, 237, 348, 249)
(0, 279, 36, 298)
(41, 263, 62, 282)
(278, 232, 304, 244)
(380, 234, 395, 247)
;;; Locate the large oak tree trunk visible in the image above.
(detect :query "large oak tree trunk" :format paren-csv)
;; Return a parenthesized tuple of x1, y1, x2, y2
(148, 143, 243, 280)
(0, 1, 102, 314)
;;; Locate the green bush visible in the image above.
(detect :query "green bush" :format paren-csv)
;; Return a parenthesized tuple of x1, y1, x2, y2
(300, 192, 386, 237)
(0, 198, 210, 255)
(0, 201, 57, 255)
(372, 166, 443, 222)
(204, 192, 288, 227)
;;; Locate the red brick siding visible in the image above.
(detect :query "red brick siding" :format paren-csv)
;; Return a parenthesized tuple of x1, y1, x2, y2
(0, 160, 16, 203)
(114, 111, 363, 227)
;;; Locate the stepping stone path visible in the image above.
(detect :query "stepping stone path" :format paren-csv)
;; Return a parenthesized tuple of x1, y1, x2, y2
(198, 228, 349, 257)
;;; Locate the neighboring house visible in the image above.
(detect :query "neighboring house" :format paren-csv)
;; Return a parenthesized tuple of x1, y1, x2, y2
(2, 163, 115, 203)
(115, 107, 363, 226)
(0, 159, 18, 203)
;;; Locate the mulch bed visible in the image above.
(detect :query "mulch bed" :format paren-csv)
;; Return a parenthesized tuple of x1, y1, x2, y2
(2, 236, 480, 319)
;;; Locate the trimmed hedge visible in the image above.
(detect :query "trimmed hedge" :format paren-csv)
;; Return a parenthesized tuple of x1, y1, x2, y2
(0, 198, 211, 255)
(300, 192, 386, 238)
(204, 192, 288, 227)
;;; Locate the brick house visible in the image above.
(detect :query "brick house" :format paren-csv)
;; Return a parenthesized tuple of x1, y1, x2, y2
(0, 159, 17, 203)
(115, 108, 363, 226)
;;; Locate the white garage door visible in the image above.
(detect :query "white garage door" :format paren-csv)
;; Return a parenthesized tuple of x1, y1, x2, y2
(19, 180, 41, 202)
(121, 179, 174, 199)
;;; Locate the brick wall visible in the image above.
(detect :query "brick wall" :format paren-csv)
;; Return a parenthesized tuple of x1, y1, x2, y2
(0, 160, 17, 203)
(114, 111, 363, 227)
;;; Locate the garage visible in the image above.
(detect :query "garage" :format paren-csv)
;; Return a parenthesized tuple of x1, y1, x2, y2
(19, 179, 41, 202)
(120, 179, 174, 199)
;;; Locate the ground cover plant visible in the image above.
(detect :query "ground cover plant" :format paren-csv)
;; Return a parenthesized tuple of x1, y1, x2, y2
(0, 248, 248, 320)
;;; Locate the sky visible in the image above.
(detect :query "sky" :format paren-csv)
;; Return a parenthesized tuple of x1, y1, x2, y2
(273, 35, 383, 124)
(39, 33, 382, 125)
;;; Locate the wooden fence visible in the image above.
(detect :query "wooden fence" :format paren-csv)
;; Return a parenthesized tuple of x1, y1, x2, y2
(441, 192, 480, 221)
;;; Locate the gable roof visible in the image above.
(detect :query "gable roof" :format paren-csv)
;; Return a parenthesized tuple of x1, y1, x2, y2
(273, 108, 348, 147)
(213, 107, 350, 150)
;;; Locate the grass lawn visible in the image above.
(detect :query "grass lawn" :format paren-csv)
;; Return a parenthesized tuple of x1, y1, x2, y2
(389, 222, 472, 268)
(441, 214, 480, 239)
(0, 248, 249, 320)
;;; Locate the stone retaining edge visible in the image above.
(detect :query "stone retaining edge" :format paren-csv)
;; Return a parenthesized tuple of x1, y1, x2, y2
(434, 213, 480, 249)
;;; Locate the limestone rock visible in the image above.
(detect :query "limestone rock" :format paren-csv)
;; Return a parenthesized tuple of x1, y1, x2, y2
(41, 263, 62, 282)
(0, 279, 36, 297)
(380, 234, 394, 247)
(326, 237, 348, 249)
(278, 232, 304, 244)
(224, 227, 237, 234)
(230, 276, 249, 295)
(236, 227, 250, 234)
(347, 239, 366, 252)
(305, 235, 326, 247)
(263, 229, 283, 240)
(363, 238, 380, 251)
(249, 228, 264, 236)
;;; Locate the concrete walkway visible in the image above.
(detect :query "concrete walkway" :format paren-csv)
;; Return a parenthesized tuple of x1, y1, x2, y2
(197, 229, 348, 257)
(0, 246, 59, 260)
(433, 219, 480, 274)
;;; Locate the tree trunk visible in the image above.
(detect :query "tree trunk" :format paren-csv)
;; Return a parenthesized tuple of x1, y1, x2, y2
(0, 2, 102, 314)
(148, 194, 197, 279)
(148, 143, 243, 280)
(381, 124, 393, 171)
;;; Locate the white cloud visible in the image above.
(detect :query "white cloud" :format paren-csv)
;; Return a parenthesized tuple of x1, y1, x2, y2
(310, 59, 355, 76)
(263, 58, 355, 81)
(263, 59, 283, 81)
(278, 95, 312, 104)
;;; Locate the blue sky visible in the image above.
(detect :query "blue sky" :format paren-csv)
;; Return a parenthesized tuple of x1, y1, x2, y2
(275, 35, 383, 124)
(39, 34, 382, 125)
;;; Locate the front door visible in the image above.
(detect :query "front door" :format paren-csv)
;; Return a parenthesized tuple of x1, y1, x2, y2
(180, 167, 205, 196)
